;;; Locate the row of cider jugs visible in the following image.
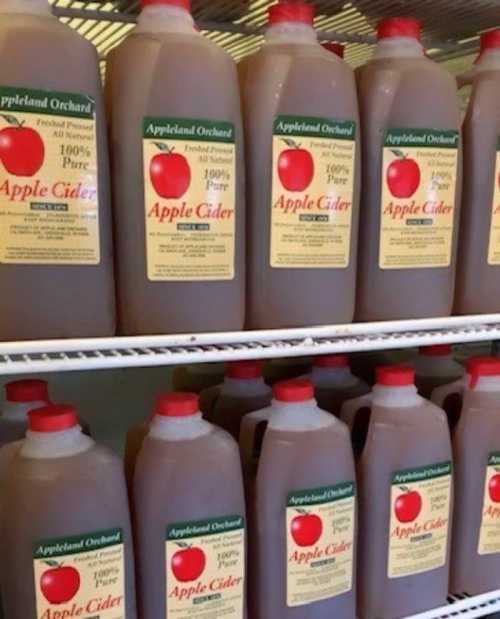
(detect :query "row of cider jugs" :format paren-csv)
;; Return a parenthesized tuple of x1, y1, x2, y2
(2, 355, 500, 618)
(2, 0, 500, 341)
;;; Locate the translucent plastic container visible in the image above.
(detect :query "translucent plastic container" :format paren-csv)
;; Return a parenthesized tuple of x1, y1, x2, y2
(413, 345, 465, 398)
(356, 366, 452, 618)
(309, 354, 370, 415)
(454, 31, 500, 314)
(172, 363, 225, 393)
(356, 17, 462, 321)
(1, 405, 136, 618)
(107, 0, 245, 335)
(263, 357, 312, 386)
(250, 379, 356, 618)
(133, 393, 246, 619)
(241, 1, 360, 328)
(201, 360, 272, 439)
(0, 0, 115, 340)
(449, 357, 500, 594)
(0, 379, 49, 446)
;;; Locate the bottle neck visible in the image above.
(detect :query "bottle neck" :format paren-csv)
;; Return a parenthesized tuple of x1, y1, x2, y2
(476, 49, 500, 73)
(136, 4, 196, 35)
(2, 400, 47, 422)
(373, 36, 424, 60)
(372, 384, 421, 408)
(466, 374, 500, 393)
(414, 354, 464, 376)
(221, 376, 271, 398)
(265, 22, 317, 46)
(0, 0, 51, 16)
(268, 399, 334, 432)
(311, 366, 357, 388)
(149, 413, 212, 441)
(21, 426, 94, 459)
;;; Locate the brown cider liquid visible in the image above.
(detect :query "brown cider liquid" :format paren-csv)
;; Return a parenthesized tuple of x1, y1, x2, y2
(252, 413, 356, 619)
(107, 13, 245, 335)
(1, 444, 136, 618)
(0, 8, 115, 340)
(315, 381, 370, 416)
(454, 60, 500, 314)
(450, 385, 500, 594)
(357, 396, 452, 618)
(210, 391, 272, 441)
(356, 49, 462, 321)
(133, 423, 246, 619)
(240, 29, 360, 329)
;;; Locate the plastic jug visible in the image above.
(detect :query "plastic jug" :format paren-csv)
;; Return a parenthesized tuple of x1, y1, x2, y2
(0, 0, 116, 340)
(356, 366, 452, 618)
(356, 17, 462, 321)
(251, 378, 357, 618)
(107, 0, 245, 335)
(454, 31, 500, 314)
(0, 405, 137, 618)
(0, 379, 49, 446)
(133, 393, 246, 619)
(241, 1, 360, 328)
(413, 344, 465, 398)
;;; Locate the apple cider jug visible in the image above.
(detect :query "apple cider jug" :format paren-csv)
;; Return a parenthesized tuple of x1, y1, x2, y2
(454, 31, 500, 314)
(356, 366, 452, 618)
(240, 1, 360, 329)
(413, 345, 465, 398)
(356, 17, 462, 321)
(251, 379, 357, 619)
(0, 0, 116, 341)
(107, 0, 245, 335)
(133, 393, 247, 619)
(0, 379, 49, 446)
(439, 358, 500, 594)
(0, 405, 137, 619)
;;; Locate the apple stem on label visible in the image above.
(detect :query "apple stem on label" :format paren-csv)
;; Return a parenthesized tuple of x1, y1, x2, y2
(296, 508, 309, 515)
(282, 138, 301, 150)
(399, 486, 411, 493)
(0, 114, 24, 128)
(153, 141, 175, 154)
(391, 149, 407, 160)
(44, 560, 62, 568)
(176, 542, 191, 549)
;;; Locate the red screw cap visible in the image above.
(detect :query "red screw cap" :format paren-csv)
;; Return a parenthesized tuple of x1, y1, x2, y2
(377, 17, 421, 41)
(313, 354, 349, 369)
(322, 42, 345, 58)
(5, 379, 49, 403)
(376, 365, 415, 387)
(156, 392, 199, 417)
(141, 0, 190, 10)
(269, 1, 314, 26)
(466, 357, 500, 388)
(273, 378, 314, 402)
(419, 345, 452, 357)
(226, 360, 263, 380)
(480, 30, 500, 53)
(29, 405, 78, 433)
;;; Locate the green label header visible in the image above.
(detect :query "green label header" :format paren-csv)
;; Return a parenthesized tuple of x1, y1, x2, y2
(0, 86, 95, 119)
(144, 117, 235, 143)
(392, 461, 452, 485)
(385, 128, 459, 149)
(288, 481, 355, 507)
(167, 515, 244, 541)
(488, 452, 500, 466)
(274, 115, 356, 140)
(34, 528, 123, 559)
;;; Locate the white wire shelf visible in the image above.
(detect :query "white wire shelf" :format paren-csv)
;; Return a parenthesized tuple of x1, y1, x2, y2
(1, 314, 500, 375)
(405, 590, 500, 619)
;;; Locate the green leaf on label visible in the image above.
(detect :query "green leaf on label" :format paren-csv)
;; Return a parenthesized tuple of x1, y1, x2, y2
(296, 508, 309, 515)
(153, 141, 173, 153)
(43, 560, 60, 567)
(176, 542, 190, 549)
(390, 149, 406, 159)
(282, 138, 300, 149)
(0, 113, 23, 127)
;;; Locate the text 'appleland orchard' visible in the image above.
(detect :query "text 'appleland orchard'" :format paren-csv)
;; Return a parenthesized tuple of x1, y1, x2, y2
(288, 482, 356, 507)
(34, 528, 123, 559)
(167, 516, 244, 541)
(392, 462, 452, 485)
(144, 117, 234, 144)
(385, 129, 459, 149)
(274, 116, 356, 140)
(0, 86, 94, 119)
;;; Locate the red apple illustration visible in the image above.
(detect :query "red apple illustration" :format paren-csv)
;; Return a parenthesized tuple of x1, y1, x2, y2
(40, 561, 80, 605)
(489, 472, 500, 503)
(394, 488, 423, 523)
(0, 114, 45, 177)
(278, 139, 315, 192)
(291, 509, 323, 547)
(150, 142, 191, 199)
(171, 543, 206, 582)
(386, 149, 421, 198)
